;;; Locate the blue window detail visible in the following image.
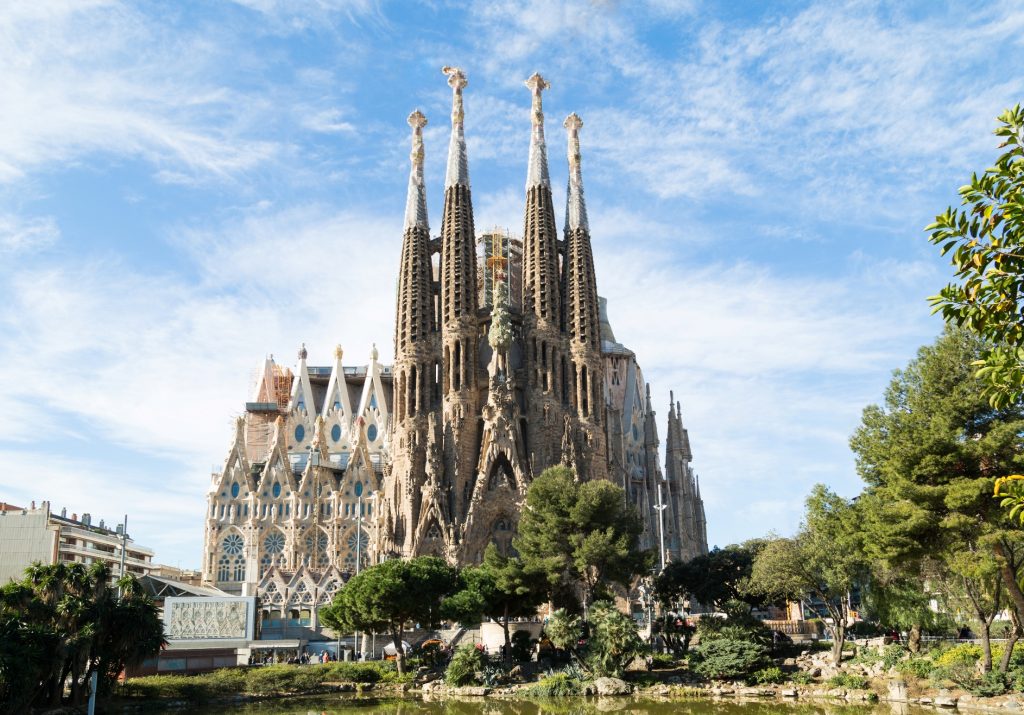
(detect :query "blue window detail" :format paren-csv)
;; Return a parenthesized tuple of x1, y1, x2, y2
(632, 425, 639, 441)
(367, 424, 378, 442)
(297, 400, 305, 412)
(272, 482, 281, 498)
(334, 400, 341, 411)
(295, 424, 305, 442)
(354, 481, 363, 497)
(369, 393, 377, 409)
(230, 482, 240, 498)
(331, 424, 341, 442)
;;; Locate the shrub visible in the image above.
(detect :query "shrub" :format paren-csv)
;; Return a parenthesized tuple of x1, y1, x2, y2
(523, 672, 585, 697)
(790, 671, 814, 685)
(511, 630, 534, 663)
(882, 644, 908, 669)
(319, 661, 398, 683)
(848, 621, 884, 638)
(826, 673, 869, 689)
(749, 666, 785, 685)
(445, 644, 486, 686)
(650, 652, 677, 669)
(691, 638, 769, 680)
(897, 657, 934, 679)
(119, 674, 210, 700)
(970, 671, 1008, 698)
(934, 643, 983, 667)
(586, 601, 647, 678)
(244, 665, 322, 695)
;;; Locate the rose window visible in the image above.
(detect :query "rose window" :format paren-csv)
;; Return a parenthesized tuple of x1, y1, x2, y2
(222, 533, 245, 555)
(264, 532, 285, 554)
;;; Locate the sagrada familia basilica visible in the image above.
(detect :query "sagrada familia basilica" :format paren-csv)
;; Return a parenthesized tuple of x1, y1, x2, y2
(202, 69, 708, 614)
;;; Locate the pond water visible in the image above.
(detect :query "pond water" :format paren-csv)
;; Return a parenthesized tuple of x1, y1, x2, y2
(186, 695, 928, 715)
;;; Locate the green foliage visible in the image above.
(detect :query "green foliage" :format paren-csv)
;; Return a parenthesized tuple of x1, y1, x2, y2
(445, 644, 486, 687)
(790, 671, 815, 685)
(882, 643, 909, 669)
(925, 104, 1024, 409)
(650, 652, 677, 669)
(749, 666, 786, 685)
(933, 661, 1007, 696)
(826, 673, 869, 689)
(585, 600, 646, 677)
(522, 671, 585, 697)
(514, 466, 649, 605)
(935, 643, 983, 667)
(511, 629, 534, 663)
(690, 638, 769, 680)
(0, 561, 164, 712)
(320, 555, 459, 674)
(545, 608, 583, 653)
(897, 657, 935, 679)
(696, 605, 772, 647)
(655, 541, 767, 611)
(244, 664, 323, 695)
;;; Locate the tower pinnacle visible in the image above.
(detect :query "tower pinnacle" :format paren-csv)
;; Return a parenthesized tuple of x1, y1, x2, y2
(564, 112, 588, 232)
(403, 110, 429, 230)
(443, 66, 469, 188)
(525, 72, 551, 189)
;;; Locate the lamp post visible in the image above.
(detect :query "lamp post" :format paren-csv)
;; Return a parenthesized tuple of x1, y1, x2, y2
(117, 514, 128, 597)
(654, 481, 667, 572)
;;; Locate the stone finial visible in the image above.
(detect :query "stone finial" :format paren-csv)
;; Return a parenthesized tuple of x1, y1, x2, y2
(370, 342, 379, 361)
(524, 73, 551, 189)
(334, 344, 344, 361)
(404, 110, 430, 230)
(563, 112, 588, 232)
(442, 67, 470, 188)
(299, 343, 308, 361)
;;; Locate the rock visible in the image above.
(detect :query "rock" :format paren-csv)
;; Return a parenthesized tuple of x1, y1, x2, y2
(934, 696, 958, 708)
(887, 678, 909, 702)
(1005, 698, 1022, 710)
(510, 665, 522, 679)
(454, 686, 490, 696)
(783, 658, 797, 666)
(919, 697, 933, 705)
(826, 688, 846, 698)
(809, 667, 821, 677)
(592, 677, 632, 696)
(780, 689, 798, 698)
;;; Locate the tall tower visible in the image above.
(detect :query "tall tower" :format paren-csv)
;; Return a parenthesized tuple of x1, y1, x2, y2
(521, 73, 566, 471)
(381, 109, 441, 557)
(561, 113, 608, 481)
(438, 66, 482, 523)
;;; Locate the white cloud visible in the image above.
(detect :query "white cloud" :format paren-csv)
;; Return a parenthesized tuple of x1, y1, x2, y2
(0, 214, 59, 252)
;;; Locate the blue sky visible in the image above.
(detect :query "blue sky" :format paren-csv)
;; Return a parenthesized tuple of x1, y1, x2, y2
(1, 0, 1022, 569)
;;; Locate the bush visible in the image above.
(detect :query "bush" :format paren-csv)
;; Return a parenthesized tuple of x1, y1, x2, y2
(897, 657, 934, 679)
(523, 672, 585, 697)
(650, 652, 677, 670)
(827, 673, 869, 689)
(848, 621, 884, 638)
(511, 630, 534, 662)
(691, 638, 769, 680)
(882, 643, 908, 669)
(749, 666, 785, 685)
(790, 671, 814, 685)
(934, 643, 983, 667)
(445, 644, 486, 686)
(319, 661, 399, 683)
(244, 665, 322, 695)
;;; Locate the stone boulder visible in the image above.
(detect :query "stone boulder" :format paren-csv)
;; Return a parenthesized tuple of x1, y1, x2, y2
(592, 677, 632, 696)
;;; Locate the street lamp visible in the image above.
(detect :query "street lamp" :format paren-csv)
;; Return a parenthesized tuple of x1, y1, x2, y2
(654, 481, 667, 572)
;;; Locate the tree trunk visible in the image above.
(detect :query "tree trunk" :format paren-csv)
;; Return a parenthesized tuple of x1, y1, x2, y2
(908, 623, 922, 654)
(995, 541, 1024, 622)
(392, 629, 405, 675)
(502, 603, 512, 667)
(980, 619, 994, 673)
(830, 621, 846, 665)
(1000, 622, 1020, 674)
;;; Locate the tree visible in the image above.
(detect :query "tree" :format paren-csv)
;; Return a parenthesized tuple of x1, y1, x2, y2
(749, 485, 866, 665)
(585, 601, 646, 677)
(514, 466, 649, 608)
(926, 105, 1024, 409)
(655, 540, 766, 612)
(0, 561, 164, 713)
(445, 544, 546, 665)
(849, 329, 1024, 671)
(320, 556, 458, 674)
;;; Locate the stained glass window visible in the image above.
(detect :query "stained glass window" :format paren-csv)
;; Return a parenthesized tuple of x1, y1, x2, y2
(264, 531, 285, 554)
(222, 533, 244, 555)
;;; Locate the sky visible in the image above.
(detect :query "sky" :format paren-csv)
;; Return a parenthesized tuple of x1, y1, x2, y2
(1, 0, 1022, 570)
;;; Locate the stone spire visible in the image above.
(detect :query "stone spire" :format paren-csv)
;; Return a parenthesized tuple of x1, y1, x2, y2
(403, 110, 429, 230)
(394, 111, 435, 356)
(443, 66, 469, 189)
(525, 72, 551, 189)
(563, 112, 588, 232)
(562, 112, 600, 351)
(439, 65, 479, 329)
(521, 72, 560, 326)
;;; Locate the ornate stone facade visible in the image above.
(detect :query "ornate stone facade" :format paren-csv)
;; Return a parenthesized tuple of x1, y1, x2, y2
(201, 70, 708, 602)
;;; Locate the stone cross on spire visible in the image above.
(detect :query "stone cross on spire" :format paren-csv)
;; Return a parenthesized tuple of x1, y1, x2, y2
(525, 72, 551, 189)
(564, 112, 589, 232)
(442, 66, 470, 188)
(403, 110, 429, 230)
